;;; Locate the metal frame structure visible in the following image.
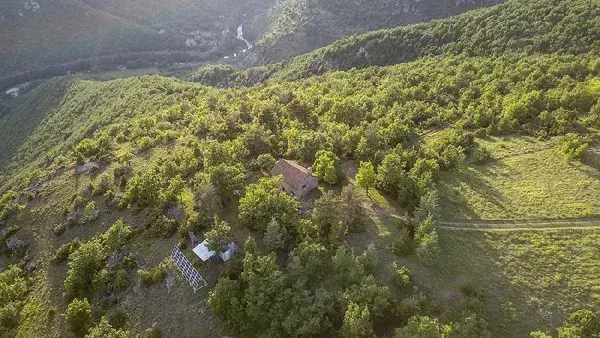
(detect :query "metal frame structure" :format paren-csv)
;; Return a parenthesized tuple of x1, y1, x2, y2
(171, 246, 207, 292)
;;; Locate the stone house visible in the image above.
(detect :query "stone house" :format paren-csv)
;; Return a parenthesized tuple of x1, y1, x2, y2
(271, 159, 319, 198)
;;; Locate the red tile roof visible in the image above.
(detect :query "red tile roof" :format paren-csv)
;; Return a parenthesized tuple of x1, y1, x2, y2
(271, 160, 313, 191)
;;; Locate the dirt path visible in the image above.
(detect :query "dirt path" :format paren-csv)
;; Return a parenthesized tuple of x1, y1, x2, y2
(438, 216, 600, 231)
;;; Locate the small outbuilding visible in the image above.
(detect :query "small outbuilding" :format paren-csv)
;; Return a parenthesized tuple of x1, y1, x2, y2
(192, 240, 215, 262)
(192, 240, 237, 262)
(271, 159, 319, 198)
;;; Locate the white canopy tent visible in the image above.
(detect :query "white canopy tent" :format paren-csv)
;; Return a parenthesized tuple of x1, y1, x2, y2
(192, 240, 215, 261)
(192, 240, 237, 262)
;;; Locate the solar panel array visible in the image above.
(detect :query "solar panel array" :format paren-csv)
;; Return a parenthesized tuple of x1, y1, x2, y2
(171, 246, 207, 292)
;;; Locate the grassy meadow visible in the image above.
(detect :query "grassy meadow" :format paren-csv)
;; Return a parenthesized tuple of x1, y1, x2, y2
(341, 174, 600, 337)
(427, 228, 600, 336)
(437, 137, 600, 220)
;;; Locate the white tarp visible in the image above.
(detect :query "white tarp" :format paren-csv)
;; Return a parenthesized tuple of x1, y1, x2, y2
(219, 243, 237, 262)
(192, 240, 215, 261)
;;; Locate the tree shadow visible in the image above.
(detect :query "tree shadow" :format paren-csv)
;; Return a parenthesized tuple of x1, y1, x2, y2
(438, 162, 510, 220)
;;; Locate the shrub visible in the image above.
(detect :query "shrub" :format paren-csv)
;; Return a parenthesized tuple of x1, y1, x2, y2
(65, 298, 92, 338)
(393, 263, 412, 290)
(87, 316, 130, 338)
(184, 210, 207, 232)
(145, 211, 178, 238)
(144, 325, 163, 338)
(71, 195, 86, 210)
(559, 133, 589, 161)
(83, 201, 99, 223)
(415, 216, 440, 264)
(65, 240, 107, 300)
(460, 283, 480, 298)
(53, 223, 66, 236)
(472, 145, 493, 165)
(93, 174, 112, 196)
(114, 268, 130, 291)
(138, 263, 168, 287)
(106, 309, 128, 330)
(204, 218, 232, 252)
(358, 243, 378, 274)
(136, 136, 155, 151)
(101, 219, 132, 252)
(313, 150, 340, 185)
(0, 266, 28, 332)
(416, 231, 440, 264)
(52, 239, 82, 264)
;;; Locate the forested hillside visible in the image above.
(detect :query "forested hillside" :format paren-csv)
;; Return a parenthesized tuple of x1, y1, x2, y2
(1, 0, 600, 337)
(0, 0, 498, 80)
(253, 0, 503, 63)
(188, 0, 600, 87)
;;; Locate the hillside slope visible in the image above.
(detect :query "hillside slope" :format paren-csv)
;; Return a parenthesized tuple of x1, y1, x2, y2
(1, 0, 600, 337)
(189, 0, 600, 87)
(252, 0, 503, 63)
(0, 0, 273, 77)
(2, 50, 600, 336)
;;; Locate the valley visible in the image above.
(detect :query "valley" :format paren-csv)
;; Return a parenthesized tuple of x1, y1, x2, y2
(1, 1, 600, 338)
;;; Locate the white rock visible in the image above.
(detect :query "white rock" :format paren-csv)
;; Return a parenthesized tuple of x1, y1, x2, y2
(185, 38, 197, 47)
(6, 88, 20, 97)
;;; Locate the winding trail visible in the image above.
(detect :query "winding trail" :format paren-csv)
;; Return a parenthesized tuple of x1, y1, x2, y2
(438, 215, 600, 231)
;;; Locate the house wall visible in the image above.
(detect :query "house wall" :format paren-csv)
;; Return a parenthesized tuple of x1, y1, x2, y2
(294, 176, 319, 197)
(278, 177, 318, 198)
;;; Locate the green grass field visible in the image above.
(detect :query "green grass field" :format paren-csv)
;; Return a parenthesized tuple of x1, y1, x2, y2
(438, 137, 600, 220)
(424, 228, 600, 336)
(345, 174, 600, 337)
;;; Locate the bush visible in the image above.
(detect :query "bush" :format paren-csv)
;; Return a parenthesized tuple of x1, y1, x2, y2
(52, 239, 81, 264)
(53, 223, 66, 236)
(138, 263, 168, 286)
(107, 309, 128, 330)
(65, 298, 92, 338)
(0, 266, 28, 332)
(559, 133, 589, 161)
(144, 325, 163, 338)
(415, 216, 440, 264)
(393, 263, 412, 290)
(87, 316, 131, 338)
(93, 174, 112, 196)
(65, 240, 107, 300)
(145, 209, 178, 238)
(114, 268, 130, 291)
(83, 201, 99, 223)
(136, 136, 156, 151)
(0, 225, 21, 248)
(71, 195, 86, 210)
(101, 219, 132, 252)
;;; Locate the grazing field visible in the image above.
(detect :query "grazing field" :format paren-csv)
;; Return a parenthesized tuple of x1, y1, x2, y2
(346, 176, 600, 337)
(419, 228, 600, 336)
(438, 137, 600, 220)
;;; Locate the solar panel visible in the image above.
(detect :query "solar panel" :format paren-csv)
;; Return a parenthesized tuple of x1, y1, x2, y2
(171, 246, 207, 292)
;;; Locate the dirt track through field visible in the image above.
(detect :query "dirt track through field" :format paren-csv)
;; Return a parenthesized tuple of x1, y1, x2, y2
(438, 216, 600, 231)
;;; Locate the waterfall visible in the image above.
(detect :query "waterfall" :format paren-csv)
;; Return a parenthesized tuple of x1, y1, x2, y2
(236, 25, 253, 49)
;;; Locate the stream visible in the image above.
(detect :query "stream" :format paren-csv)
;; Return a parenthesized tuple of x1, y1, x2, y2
(237, 25, 253, 50)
